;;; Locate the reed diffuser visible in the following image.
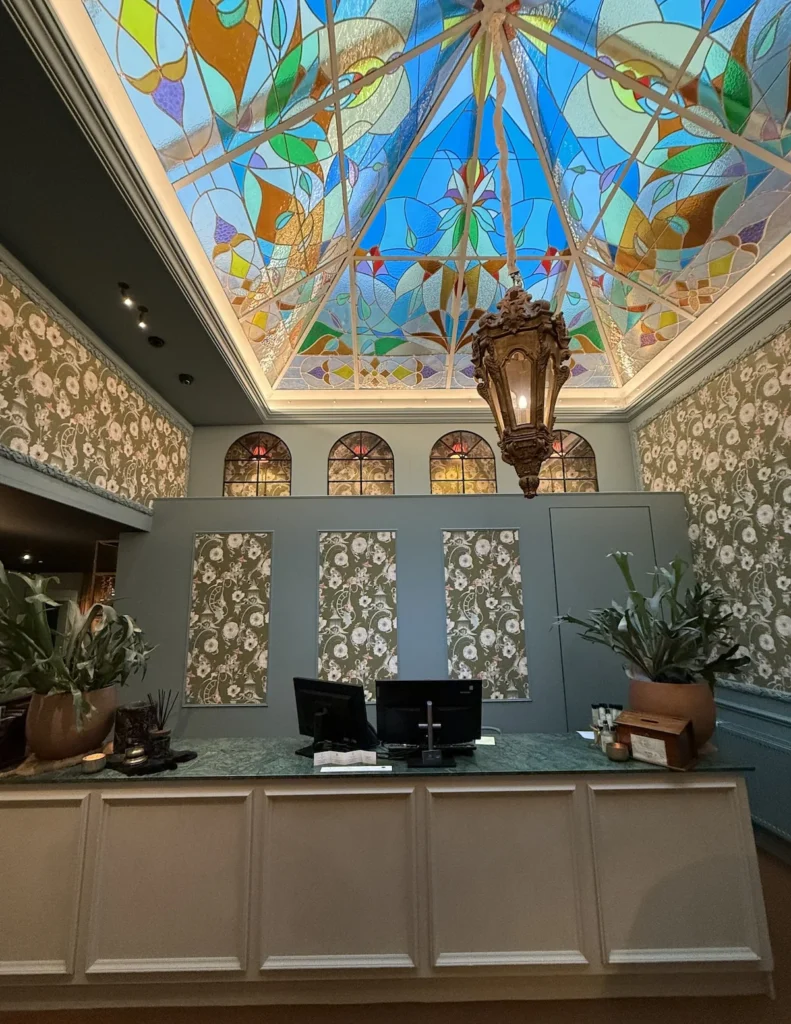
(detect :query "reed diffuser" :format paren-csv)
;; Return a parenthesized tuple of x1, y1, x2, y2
(147, 689, 177, 759)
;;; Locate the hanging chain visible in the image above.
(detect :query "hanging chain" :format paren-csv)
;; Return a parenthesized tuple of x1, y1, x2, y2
(489, 14, 520, 288)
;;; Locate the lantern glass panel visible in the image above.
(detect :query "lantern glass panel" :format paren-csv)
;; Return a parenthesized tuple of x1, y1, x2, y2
(505, 351, 534, 426)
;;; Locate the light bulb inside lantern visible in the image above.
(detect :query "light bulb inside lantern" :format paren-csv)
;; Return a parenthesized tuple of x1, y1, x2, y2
(517, 395, 527, 410)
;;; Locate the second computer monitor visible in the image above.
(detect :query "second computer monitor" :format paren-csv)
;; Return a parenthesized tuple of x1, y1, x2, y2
(375, 679, 482, 747)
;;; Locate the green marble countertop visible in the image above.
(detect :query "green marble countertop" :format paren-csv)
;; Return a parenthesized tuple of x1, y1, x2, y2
(1, 733, 749, 784)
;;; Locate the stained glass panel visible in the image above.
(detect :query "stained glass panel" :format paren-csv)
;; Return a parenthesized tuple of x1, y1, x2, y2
(430, 430, 497, 494)
(452, 258, 567, 387)
(223, 432, 292, 497)
(328, 431, 395, 494)
(560, 264, 616, 387)
(582, 258, 686, 380)
(538, 429, 598, 494)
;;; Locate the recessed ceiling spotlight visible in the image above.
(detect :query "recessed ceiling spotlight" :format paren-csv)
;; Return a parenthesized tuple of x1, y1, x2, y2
(179, 373, 194, 386)
(20, 551, 34, 563)
(137, 305, 149, 329)
(118, 281, 134, 307)
(148, 335, 165, 348)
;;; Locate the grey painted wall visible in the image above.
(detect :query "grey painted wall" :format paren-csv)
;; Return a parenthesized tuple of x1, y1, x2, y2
(116, 492, 689, 741)
(187, 419, 637, 498)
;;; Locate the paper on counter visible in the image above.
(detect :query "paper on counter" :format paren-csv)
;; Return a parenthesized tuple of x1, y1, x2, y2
(319, 765, 393, 773)
(577, 731, 595, 740)
(314, 749, 377, 767)
(475, 736, 496, 746)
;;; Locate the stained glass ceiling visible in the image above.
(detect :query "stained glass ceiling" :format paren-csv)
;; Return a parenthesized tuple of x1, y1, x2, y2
(68, 0, 791, 405)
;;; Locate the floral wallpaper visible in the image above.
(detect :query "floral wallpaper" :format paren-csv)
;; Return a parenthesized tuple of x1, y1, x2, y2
(185, 533, 272, 705)
(0, 257, 190, 507)
(317, 531, 398, 701)
(635, 329, 791, 695)
(443, 530, 529, 700)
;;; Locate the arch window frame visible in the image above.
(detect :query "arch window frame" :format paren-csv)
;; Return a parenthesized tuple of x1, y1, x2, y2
(538, 430, 598, 493)
(429, 431, 497, 495)
(222, 431, 292, 497)
(327, 431, 395, 496)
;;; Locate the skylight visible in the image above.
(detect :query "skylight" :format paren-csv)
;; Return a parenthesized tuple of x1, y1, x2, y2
(71, 0, 791, 404)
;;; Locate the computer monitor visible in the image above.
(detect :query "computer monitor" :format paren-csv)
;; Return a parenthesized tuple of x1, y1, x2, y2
(375, 679, 482, 766)
(293, 678, 377, 758)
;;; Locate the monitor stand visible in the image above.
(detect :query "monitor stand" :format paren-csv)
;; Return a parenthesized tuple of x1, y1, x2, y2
(407, 700, 456, 768)
(407, 749, 456, 768)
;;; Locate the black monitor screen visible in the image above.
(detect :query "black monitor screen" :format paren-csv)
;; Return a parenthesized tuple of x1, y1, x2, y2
(375, 679, 482, 747)
(293, 678, 375, 750)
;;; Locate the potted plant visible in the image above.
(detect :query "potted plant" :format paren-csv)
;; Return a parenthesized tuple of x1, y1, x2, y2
(559, 552, 750, 747)
(0, 562, 152, 760)
(147, 689, 177, 759)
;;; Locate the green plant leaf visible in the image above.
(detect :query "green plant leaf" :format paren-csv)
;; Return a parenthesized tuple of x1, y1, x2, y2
(652, 180, 674, 203)
(657, 141, 729, 174)
(298, 171, 311, 194)
(274, 211, 293, 230)
(406, 226, 417, 250)
(666, 215, 689, 235)
(264, 44, 302, 129)
(722, 56, 751, 134)
(570, 164, 587, 174)
(468, 214, 479, 250)
(568, 192, 583, 222)
(753, 12, 780, 59)
(269, 132, 317, 167)
(271, 0, 287, 48)
(358, 296, 371, 321)
(452, 212, 465, 251)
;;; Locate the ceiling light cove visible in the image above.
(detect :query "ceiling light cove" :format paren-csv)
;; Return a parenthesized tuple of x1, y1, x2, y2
(47, 0, 791, 417)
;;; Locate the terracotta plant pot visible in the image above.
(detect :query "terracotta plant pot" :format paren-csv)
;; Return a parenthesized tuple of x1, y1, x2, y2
(628, 676, 716, 748)
(25, 686, 119, 761)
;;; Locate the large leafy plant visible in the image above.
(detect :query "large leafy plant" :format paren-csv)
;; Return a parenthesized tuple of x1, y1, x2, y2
(0, 562, 152, 723)
(559, 552, 750, 688)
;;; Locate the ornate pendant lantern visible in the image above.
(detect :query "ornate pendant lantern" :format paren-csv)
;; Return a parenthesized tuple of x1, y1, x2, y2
(470, 14, 573, 497)
(471, 282, 571, 498)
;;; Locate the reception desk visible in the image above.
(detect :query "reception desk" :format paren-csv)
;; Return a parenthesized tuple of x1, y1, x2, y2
(0, 735, 772, 1009)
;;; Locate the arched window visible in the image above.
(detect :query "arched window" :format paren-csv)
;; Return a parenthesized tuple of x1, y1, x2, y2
(430, 431, 497, 495)
(223, 432, 291, 497)
(328, 432, 394, 496)
(538, 430, 598, 493)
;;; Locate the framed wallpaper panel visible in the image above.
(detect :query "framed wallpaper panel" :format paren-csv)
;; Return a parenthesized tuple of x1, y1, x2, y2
(443, 529, 529, 700)
(185, 532, 272, 705)
(317, 531, 398, 701)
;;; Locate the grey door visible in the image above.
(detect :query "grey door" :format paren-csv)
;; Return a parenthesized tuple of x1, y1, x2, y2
(551, 506, 658, 731)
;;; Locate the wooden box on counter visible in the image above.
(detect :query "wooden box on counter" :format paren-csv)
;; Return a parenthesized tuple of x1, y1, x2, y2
(616, 710, 697, 770)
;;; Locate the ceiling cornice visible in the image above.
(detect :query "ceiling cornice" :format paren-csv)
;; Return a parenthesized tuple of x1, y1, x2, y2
(2, 0, 271, 423)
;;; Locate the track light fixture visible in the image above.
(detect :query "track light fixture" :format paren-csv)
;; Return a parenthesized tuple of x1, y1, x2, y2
(148, 335, 165, 348)
(137, 305, 148, 330)
(118, 282, 134, 307)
